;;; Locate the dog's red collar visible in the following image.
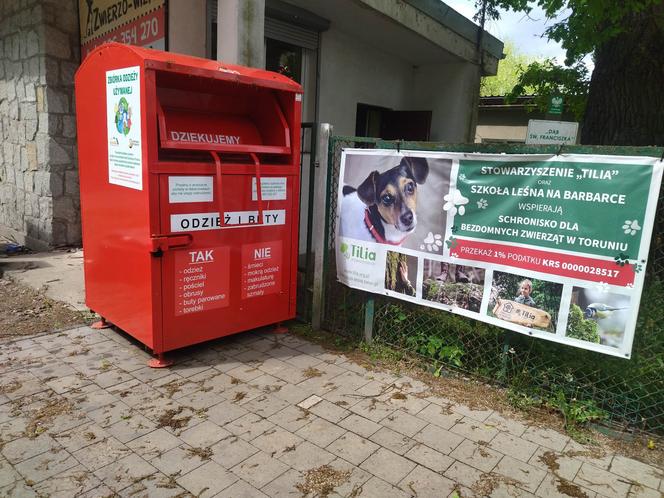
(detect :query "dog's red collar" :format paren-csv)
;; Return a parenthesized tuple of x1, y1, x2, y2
(364, 209, 408, 245)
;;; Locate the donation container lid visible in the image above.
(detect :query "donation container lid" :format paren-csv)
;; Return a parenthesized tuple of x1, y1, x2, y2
(83, 43, 302, 94)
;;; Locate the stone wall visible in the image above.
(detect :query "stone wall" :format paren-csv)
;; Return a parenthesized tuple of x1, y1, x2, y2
(0, 0, 80, 249)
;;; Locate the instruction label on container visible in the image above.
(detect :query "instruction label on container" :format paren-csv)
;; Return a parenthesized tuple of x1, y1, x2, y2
(169, 176, 213, 203)
(174, 247, 230, 315)
(241, 240, 282, 299)
(252, 177, 287, 200)
(170, 210, 286, 232)
(106, 66, 142, 190)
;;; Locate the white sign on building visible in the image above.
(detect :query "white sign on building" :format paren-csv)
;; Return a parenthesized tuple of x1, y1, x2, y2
(526, 119, 579, 145)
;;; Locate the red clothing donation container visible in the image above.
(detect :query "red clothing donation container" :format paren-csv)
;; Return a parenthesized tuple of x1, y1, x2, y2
(75, 43, 302, 365)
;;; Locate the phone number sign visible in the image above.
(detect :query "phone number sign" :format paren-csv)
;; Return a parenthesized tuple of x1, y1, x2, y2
(79, 0, 166, 58)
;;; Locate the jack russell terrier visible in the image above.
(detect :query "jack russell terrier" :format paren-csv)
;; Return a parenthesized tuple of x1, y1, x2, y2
(340, 156, 429, 245)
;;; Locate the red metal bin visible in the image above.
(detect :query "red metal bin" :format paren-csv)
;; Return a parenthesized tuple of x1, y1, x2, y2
(75, 43, 302, 365)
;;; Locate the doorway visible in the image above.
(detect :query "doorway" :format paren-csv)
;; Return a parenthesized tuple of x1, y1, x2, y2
(356, 103, 432, 141)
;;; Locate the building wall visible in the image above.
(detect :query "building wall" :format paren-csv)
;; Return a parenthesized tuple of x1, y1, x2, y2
(169, 0, 207, 58)
(218, 0, 265, 67)
(410, 62, 480, 143)
(475, 106, 548, 143)
(475, 124, 528, 143)
(317, 27, 481, 142)
(0, 0, 80, 249)
(318, 27, 413, 136)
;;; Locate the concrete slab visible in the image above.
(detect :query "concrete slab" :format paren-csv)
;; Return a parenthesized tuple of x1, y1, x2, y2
(2, 249, 86, 311)
(0, 323, 660, 497)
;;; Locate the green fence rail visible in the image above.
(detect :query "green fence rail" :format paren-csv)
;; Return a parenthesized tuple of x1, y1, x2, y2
(321, 136, 664, 436)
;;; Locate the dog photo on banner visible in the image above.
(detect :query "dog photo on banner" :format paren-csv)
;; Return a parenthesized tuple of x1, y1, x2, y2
(340, 154, 451, 250)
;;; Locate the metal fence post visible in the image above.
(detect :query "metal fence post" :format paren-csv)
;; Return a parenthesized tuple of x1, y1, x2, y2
(311, 123, 332, 331)
(500, 333, 511, 381)
(364, 297, 375, 344)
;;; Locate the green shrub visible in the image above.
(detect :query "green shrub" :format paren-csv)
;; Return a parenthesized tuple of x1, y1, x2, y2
(566, 304, 600, 343)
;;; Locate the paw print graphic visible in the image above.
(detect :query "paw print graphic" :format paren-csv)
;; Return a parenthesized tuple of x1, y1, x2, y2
(614, 253, 630, 267)
(458, 173, 467, 182)
(622, 219, 641, 236)
(632, 262, 643, 273)
(477, 198, 488, 209)
(443, 189, 469, 217)
(420, 232, 443, 252)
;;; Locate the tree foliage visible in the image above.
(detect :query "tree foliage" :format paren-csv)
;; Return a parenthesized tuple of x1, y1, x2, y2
(505, 60, 589, 120)
(476, 0, 662, 65)
(480, 41, 538, 97)
(477, 0, 664, 144)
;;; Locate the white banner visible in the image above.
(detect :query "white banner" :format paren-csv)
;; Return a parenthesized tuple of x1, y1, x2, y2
(336, 149, 663, 359)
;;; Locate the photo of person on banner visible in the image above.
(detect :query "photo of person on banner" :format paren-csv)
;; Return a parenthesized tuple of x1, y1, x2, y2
(514, 279, 536, 307)
(488, 271, 562, 332)
(339, 153, 451, 251)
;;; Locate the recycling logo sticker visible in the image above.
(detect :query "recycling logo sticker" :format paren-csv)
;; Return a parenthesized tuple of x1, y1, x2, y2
(114, 97, 132, 136)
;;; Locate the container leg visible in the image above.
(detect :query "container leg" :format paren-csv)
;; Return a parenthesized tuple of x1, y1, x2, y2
(90, 317, 111, 330)
(147, 353, 174, 368)
(271, 322, 289, 334)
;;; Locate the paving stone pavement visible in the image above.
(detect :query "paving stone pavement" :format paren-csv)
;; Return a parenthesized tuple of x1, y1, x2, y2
(0, 326, 662, 498)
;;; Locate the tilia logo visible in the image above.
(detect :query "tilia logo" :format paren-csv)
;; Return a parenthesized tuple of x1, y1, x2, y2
(340, 242, 376, 261)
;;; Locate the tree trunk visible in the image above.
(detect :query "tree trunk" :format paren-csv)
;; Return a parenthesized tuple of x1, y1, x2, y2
(581, 9, 664, 145)
(385, 252, 402, 291)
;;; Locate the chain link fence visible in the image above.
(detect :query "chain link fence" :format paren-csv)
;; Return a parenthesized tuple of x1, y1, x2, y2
(321, 136, 664, 436)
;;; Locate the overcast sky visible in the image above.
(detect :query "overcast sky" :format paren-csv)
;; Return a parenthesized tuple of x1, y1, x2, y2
(443, 0, 569, 63)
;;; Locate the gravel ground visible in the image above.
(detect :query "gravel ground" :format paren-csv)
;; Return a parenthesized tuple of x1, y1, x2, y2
(0, 275, 87, 343)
